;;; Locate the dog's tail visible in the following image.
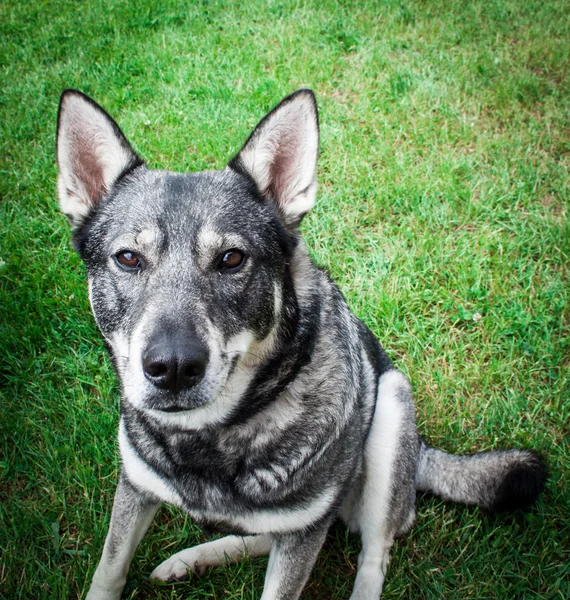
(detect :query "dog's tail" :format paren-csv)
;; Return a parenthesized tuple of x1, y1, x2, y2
(415, 438, 547, 511)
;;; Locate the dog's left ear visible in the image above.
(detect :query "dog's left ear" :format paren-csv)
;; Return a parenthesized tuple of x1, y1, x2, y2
(228, 89, 319, 228)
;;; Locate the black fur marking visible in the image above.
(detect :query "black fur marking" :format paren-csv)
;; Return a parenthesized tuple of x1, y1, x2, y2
(489, 451, 547, 512)
(356, 320, 393, 375)
(222, 269, 318, 426)
(71, 203, 101, 258)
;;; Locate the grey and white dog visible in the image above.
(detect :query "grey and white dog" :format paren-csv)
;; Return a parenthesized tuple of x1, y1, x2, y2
(56, 89, 546, 600)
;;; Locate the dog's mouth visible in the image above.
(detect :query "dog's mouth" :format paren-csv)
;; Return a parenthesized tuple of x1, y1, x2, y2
(144, 390, 210, 413)
(158, 405, 189, 413)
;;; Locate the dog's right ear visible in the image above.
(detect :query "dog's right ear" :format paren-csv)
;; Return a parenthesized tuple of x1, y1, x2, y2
(56, 90, 143, 227)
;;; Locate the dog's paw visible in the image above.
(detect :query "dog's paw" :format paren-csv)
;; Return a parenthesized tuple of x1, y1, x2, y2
(150, 549, 208, 582)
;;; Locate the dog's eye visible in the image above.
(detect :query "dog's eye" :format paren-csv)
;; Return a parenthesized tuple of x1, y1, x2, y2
(115, 250, 142, 271)
(218, 249, 246, 272)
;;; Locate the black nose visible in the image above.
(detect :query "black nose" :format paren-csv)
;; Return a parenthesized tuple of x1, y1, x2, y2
(142, 334, 208, 393)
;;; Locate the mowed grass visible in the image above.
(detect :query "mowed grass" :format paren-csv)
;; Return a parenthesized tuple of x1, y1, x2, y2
(1, 0, 569, 598)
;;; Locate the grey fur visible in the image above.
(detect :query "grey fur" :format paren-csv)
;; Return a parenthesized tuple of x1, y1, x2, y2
(56, 89, 547, 600)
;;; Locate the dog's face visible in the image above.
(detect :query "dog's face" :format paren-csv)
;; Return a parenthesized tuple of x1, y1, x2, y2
(80, 168, 293, 415)
(57, 90, 318, 422)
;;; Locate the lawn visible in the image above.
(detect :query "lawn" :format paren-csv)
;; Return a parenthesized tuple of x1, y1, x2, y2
(1, 0, 569, 598)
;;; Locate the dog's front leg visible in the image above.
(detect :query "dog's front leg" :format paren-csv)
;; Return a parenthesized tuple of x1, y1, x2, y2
(86, 473, 160, 600)
(260, 523, 330, 600)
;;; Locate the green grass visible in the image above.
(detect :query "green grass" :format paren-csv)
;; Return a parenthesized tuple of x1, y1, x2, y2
(1, 0, 569, 598)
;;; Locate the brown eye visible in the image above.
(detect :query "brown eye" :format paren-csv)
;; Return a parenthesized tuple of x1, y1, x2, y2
(115, 250, 142, 270)
(218, 249, 246, 272)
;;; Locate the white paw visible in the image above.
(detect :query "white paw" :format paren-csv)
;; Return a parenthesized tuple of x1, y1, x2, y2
(349, 561, 386, 600)
(150, 549, 207, 582)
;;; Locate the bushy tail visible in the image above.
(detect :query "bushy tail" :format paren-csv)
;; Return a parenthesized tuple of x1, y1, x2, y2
(416, 439, 547, 512)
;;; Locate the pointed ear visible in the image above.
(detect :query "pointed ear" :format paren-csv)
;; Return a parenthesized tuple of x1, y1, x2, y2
(228, 89, 319, 228)
(56, 90, 143, 227)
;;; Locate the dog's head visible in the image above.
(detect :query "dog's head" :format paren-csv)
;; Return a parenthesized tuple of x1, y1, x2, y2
(56, 90, 319, 424)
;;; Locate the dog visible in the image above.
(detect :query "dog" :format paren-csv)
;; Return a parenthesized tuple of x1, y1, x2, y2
(56, 89, 546, 600)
